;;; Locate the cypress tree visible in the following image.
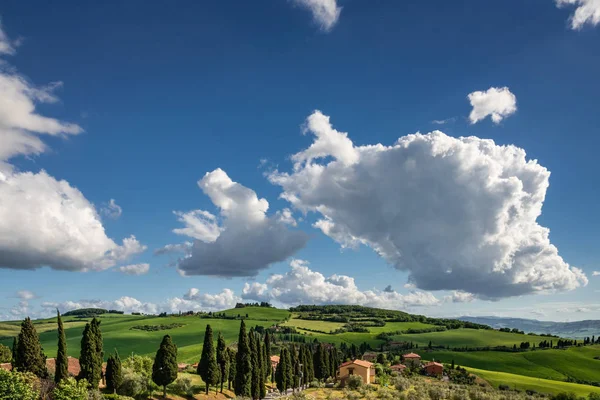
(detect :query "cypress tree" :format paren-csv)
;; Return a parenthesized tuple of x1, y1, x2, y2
(323, 346, 330, 380)
(198, 324, 220, 394)
(55, 310, 68, 384)
(249, 329, 259, 399)
(284, 346, 293, 392)
(152, 335, 178, 398)
(216, 332, 229, 393)
(106, 351, 122, 394)
(79, 318, 102, 388)
(235, 320, 252, 397)
(228, 348, 237, 391)
(11, 337, 17, 365)
(275, 347, 287, 393)
(256, 335, 266, 399)
(290, 344, 299, 391)
(264, 332, 271, 381)
(15, 317, 47, 377)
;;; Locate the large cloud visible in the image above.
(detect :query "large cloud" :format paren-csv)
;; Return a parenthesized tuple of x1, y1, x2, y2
(268, 111, 587, 299)
(166, 169, 308, 277)
(242, 259, 440, 309)
(0, 18, 145, 271)
(468, 87, 517, 124)
(293, 0, 341, 32)
(556, 0, 600, 29)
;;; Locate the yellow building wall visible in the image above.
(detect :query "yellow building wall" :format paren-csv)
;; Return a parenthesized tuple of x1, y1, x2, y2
(339, 364, 371, 384)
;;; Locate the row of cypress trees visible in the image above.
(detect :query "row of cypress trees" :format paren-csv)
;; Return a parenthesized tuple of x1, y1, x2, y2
(273, 342, 338, 393)
(10, 311, 122, 391)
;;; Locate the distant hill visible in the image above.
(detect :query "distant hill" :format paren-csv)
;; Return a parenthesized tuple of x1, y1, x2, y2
(458, 316, 600, 338)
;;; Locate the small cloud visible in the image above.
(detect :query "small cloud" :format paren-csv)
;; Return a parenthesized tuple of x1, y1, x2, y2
(101, 199, 123, 219)
(16, 290, 38, 300)
(431, 117, 457, 125)
(468, 86, 517, 124)
(293, 0, 342, 32)
(556, 0, 600, 30)
(118, 263, 150, 276)
(592, 271, 599, 276)
(403, 283, 416, 289)
(383, 285, 394, 293)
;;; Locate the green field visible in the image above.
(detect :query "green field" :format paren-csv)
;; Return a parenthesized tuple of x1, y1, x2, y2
(467, 367, 600, 396)
(282, 317, 346, 333)
(221, 307, 290, 321)
(396, 328, 556, 348)
(427, 345, 600, 382)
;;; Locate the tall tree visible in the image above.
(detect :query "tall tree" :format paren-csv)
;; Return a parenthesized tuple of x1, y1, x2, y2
(105, 351, 122, 394)
(234, 320, 252, 397)
(228, 348, 237, 391)
(11, 337, 18, 365)
(249, 329, 259, 400)
(15, 317, 47, 377)
(330, 347, 338, 379)
(198, 324, 220, 394)
(264, 332, 271, 381)
(152, 335, 178, 398)
(290, 344, 299, 391)
(303, 345, 314, 384)
(55, 310, 68, 384)
(284, 346, 293, 392)
(256, 335, 266, 399)
(216, 332, 229, 393)
(78, 318, 102, 388)
(275, 347, 288, 393)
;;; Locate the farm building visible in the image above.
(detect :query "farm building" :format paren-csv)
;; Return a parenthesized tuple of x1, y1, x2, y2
(0, 363, 11, 371)
(424, 361, 444, 376)
(338, 359, 375, 385)
(402, 352, 421, 368)
(45, 356, 81, 377)
(362, 352, 378, 362)
(270, 355, 280, 371)
(390, 364, 407, 373)
(178, 363, 189, 372)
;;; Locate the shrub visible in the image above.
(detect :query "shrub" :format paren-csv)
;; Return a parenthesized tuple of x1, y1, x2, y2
(499, 385, 510, 391)
(346, 375, 363, 390)
(0, 369, 39, 400)
(103, 395, 136, 400)
(429, 386, 448, 400)
(309, 379, 324, 388)
(393, 376, 411, 391)
(589, 394, 600, 400)
(52, 377, 88, 400)
(173, 376, 194, 396)
(551, 393, 578, 400)
(119, 371, 154, 398)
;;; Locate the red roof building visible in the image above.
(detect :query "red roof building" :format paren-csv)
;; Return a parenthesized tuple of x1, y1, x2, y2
(45, 357, 81, 377)
(424, 361, 443, 376)
(390, 364, 407, 372)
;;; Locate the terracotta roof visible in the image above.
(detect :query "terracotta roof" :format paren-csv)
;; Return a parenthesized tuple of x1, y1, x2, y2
(192, 363, 199, 368)
(270, 355, 280, 363)
(0, 363, 12, 371)
(424, 361, 443, 367)
(178, 363, 189, 369)
(339, 359, 373, 369)
(46, 357, 81, 377)
(403, 352, 421, 358)
(390, 364, 407, 370)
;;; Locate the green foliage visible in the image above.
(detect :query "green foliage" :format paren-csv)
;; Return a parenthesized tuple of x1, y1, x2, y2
(0, 369, 39, 400)
(346, 374, 363, 390)
(63, 308, 108, 317)
(14, 317, 47, 378)
(106, 351, 123, 394)
(55, 310, 68, 384)
(52, 377, 89, 400)
(78, 317, 103, 387)
(198, 324, 220, 394)
(0, 344, 10, 363)
(217, 331, 229, 393)
(173, 376, 194, 396)
(235, 320, 252, 397)
(228, 348, 236, 390)
(152, 335, 178, 397)
(275, 347, 288, 393)
(129, 323, 184, 332)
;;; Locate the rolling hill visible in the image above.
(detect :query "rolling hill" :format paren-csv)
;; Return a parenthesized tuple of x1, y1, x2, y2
(459, 316, 600, 339)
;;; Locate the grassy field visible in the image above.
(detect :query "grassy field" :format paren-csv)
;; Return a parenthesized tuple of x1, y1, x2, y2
(467, 367, 600, 396)
(426, 345, 600, 382)
(396, 329, 556, 348)
(221, 307, 290, 321)
(282, 317, 346, 333)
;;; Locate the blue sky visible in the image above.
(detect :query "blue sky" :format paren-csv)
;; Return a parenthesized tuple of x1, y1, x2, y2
(0, 0, 599, 322)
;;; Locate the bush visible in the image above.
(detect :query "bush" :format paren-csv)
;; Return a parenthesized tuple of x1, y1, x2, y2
(103, 395, 136, 400)
(309, 379, 324, 388)
(173, 376, 194, 396)
(346, 375, 363, 390)
(393, 376, 411, 391)
(429, 386, 448, 400)
(52, 377, 88, 400)
(589, 394, 600, 400)
(499, 385, 510, 391)
(0, 369, 39, 400)
(551, 393, 578, 400)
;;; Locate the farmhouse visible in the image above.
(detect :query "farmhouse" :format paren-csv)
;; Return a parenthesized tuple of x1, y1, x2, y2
(424, 361, 444, 376)
(402, 352, 421, 368)
(0, 363, 11, 371)
(45, 356, 81, 377)
(390, 364, 407, 373)
(270, 355, 280, 371)
(338, 359, 375, 385)
(362, 352, 378, 362)
(178, 363, 189, 372)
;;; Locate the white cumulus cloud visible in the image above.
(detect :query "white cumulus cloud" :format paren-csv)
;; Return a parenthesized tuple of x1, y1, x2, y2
(294, 0, 341, 32)
(16, 290, 37, 300)
(0, 18, 17, 55)
(0, 17, 145, 272)
(593, 271, 600, 276)
(268, 111, 587, 299)
(556, 0, 600, 29)
(165, 168, 308, 277)
(445, 291, 475, 303)
(468, 87, 517, 124)
(183, 288, 240, 309)
(242, 259, 440, 309)
(118, 263, 150, 276)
